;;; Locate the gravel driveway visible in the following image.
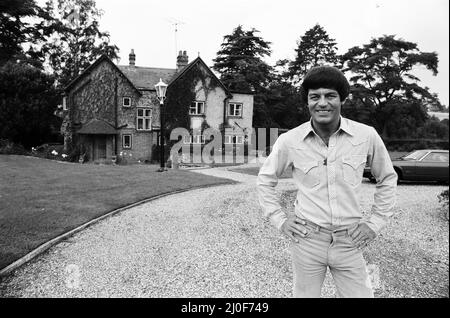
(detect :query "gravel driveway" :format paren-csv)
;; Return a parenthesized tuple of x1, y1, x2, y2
(0, 166, 448, 298)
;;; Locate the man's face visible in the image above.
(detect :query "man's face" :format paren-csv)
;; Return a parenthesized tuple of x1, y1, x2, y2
(307, 88, 343, 127)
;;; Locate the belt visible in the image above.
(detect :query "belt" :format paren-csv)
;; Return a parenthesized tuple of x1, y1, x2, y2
(300, 218, 358, 235)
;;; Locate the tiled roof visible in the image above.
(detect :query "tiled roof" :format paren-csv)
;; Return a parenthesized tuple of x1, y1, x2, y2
(117, 65, 177, 90)
(77, 119, 117, 135)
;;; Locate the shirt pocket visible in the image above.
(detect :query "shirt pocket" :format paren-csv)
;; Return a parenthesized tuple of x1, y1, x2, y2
(293, 159, 320, 188)
(342, 155, 367, 186)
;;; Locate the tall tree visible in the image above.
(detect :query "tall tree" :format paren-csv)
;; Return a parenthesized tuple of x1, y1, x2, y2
(0, 61, 60, 148)
(41, 0, 119, 88)
(287, 24, 340, 84)
(0, 0, 47, 66)
(213, 25, 275, 127)
(213, 25, 273, 93)
(342, 35, 439, 137)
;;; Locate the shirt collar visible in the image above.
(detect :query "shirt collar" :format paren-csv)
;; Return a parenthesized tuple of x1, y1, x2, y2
(300, 116, 354, 141)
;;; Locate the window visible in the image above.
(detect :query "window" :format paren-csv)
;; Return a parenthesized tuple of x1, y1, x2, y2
(137, 108, 152, 130)
(189, 101, 205, 115)
(228, 103, 243, 117)
(224, 135, 233, 144)
(123, 97, 131, 107)
(62, 96, 68, 110)
(183, 135, 192, 144)
(225, 135, 244, 144)
(192, 135, 205, 144)
(122, 134, 132, 149)
(422, 152, 449, 162)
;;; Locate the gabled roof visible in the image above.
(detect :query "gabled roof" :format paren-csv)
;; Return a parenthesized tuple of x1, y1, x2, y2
(64, 55, 141, 95)
(117, 65, 177, 90)
(77, 119, 117, 135)
(168, 57, 232, 97)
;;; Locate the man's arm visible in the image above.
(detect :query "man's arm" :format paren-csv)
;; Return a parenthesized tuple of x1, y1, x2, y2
(256, 135, 292, 230)
(364, 128, 398, 234)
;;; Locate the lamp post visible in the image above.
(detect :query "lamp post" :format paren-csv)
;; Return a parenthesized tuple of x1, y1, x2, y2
(155, 78, 168, 171)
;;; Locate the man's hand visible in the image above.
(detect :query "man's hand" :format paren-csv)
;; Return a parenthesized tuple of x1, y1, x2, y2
(348, 223, 377, 249)
(281, 214, 308, 243)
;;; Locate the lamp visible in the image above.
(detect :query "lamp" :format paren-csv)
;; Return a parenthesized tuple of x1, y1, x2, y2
(155, 78, 168, 171)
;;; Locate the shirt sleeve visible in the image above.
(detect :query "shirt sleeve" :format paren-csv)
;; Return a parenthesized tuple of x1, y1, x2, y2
(364, 128, 397, 234)
(256, 135, 292, 231)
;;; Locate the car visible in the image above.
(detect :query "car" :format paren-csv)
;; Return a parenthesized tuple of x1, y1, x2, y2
(364, 149, 449, 184)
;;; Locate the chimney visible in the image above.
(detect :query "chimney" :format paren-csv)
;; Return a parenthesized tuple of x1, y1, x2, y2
(176, 50, 189, 71)
(129, 49, 136, 66)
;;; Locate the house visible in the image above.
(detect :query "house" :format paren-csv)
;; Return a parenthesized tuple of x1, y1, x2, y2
(60, 50, 254, 163)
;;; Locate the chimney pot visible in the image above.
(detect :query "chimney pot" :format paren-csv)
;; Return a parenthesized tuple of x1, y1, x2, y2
(176, 50, 189, 72)
(129, 49, 136, 66)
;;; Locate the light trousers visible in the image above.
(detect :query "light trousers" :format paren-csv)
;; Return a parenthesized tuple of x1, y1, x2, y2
(290, 220, 374, 298)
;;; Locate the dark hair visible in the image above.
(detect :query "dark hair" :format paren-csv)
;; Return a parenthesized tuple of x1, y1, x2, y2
(299, 66, 350, 103)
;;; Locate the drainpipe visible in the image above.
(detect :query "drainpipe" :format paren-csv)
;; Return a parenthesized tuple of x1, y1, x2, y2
(223, 95, 230, 152)
(114, 77, 118, 156)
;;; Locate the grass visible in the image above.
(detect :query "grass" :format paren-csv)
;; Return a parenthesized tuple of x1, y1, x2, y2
(0, 155, 235, 270)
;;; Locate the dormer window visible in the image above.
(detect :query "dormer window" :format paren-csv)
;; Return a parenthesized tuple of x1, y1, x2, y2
(189, 101, 205, 115)
(123, 97, 131, 107)
(228, 103, 242, 117)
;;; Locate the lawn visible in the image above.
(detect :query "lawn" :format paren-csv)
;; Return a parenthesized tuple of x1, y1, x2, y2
(0, 155, 235, 270)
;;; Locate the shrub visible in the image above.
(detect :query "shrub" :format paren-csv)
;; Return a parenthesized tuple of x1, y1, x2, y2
(0, 139, 29, 155)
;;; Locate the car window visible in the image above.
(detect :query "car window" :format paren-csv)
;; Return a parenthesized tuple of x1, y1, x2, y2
(422, 152, 449, 162)
(403, 150, 429, 160)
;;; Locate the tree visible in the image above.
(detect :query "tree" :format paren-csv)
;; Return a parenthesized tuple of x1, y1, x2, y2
(213, 25, 273, 92)
(213, 25, 276, 127)
(0, 0, 48, 66)
(0, 61, 60, 148)
(287, 24, 340, 84)
(41, 0, 119, 88)
(341, 35, 439, 137)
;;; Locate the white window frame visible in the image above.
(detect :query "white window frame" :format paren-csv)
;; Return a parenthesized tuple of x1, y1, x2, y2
(235, 136, 244, 144)
(189, 101, 205, 115)
(224, 135, 233, 144)
(192, 135, 205, 144)
(228, 102, 243, 117)
(122, 134, 132, 149)
(122, 97, 131, 107)
(225, 135, 244, 144)
(183, 135, 192, 144)
(136, 108, 152, 131)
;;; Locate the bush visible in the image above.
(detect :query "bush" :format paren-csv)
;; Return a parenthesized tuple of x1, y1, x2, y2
(0, 139, 29, 155)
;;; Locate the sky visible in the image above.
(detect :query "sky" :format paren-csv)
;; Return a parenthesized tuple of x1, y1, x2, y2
(92, 0, 449, 106)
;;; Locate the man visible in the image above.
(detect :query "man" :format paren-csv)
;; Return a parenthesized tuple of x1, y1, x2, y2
(257, 66, 397, 298)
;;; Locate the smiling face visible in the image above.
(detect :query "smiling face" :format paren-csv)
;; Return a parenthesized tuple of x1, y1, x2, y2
(307, 87, 343, 129)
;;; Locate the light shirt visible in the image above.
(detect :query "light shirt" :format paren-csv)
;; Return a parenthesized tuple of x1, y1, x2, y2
(256, 117, 397, 234)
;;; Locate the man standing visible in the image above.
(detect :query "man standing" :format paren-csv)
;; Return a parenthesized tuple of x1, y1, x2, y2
(257, 66, 397, 298)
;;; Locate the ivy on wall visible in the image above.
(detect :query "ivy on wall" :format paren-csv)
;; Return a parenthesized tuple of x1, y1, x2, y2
(164, 61, 220, 146)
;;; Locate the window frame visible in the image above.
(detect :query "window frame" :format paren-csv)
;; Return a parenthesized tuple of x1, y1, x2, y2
(122, 134, 132, 149)
(228, 102, 243, 117)
(192, 135, 205, 144)
(122, 97, 132, 107)
(136, 108, 152, 131)
(189, 101, 205, 115)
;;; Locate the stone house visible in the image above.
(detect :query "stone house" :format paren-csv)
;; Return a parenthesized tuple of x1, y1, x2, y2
(60, 50, 254, 163)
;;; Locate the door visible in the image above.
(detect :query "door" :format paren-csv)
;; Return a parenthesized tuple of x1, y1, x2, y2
(93, 136, 107, 160)
(416, 151, 449, 181)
